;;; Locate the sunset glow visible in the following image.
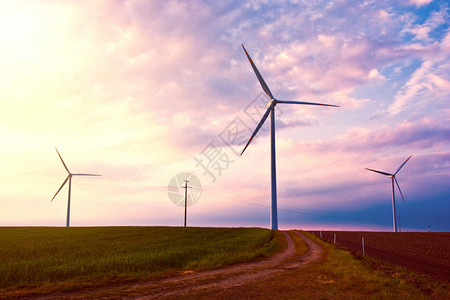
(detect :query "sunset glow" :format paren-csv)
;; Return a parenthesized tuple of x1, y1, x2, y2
(0, 0, 449, 231)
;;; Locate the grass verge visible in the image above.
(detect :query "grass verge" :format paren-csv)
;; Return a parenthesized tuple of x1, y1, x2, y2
(297, 232, 435, 299)
(192, 231, 432, 299)
(348, 246, 449, 299)
(0, 226, 278, 297)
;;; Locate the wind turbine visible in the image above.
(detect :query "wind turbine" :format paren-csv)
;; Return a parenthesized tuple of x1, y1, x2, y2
(365, 155, 412, 233)
(240, 44, 339, 230)
(51, 148, 101, 227)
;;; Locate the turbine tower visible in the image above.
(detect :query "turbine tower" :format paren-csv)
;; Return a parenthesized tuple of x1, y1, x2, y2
(52, 148, 101, 227)
(240, 44, 339, 230)
(365, 155, 412, 232)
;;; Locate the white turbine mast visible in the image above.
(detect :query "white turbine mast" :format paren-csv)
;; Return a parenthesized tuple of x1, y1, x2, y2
(240, 44, 339, 230)
(365, 155, 412, 232)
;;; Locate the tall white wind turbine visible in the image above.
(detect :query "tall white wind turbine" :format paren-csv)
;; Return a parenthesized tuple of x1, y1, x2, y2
(240, 44, 339, 230)
(51, 148, 101, 227)
(365, 155, 412, 232)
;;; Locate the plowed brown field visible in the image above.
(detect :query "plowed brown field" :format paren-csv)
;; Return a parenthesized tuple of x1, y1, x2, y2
(313, 231, 450, 281)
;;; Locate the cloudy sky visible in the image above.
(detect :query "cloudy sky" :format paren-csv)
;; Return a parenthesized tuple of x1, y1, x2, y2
(1, 0, 449, 231)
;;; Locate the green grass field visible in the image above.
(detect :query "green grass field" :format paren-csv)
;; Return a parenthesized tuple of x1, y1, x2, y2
(0, 227, 277, 292)
(2, 227, 445, 299)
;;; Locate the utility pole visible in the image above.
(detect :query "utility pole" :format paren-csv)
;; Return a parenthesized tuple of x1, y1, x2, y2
(181, 180, 191, 227)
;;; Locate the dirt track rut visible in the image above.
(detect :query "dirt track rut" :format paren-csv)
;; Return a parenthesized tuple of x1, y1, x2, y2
(36, 231, 322, 299)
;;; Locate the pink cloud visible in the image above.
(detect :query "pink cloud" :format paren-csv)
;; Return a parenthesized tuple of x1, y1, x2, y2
(389, 58, 450, 115)
(409, 0, 433, 7)
(338, 118, 450, 151)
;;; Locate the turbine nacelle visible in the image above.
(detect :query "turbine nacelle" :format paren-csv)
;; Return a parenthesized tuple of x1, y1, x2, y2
(268, 99, 277, 108)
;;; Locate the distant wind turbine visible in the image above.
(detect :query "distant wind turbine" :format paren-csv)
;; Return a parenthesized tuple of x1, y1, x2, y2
(240, 44, 339, 230)
(365, 155, 412, 233)
(51, 148, 101, 227)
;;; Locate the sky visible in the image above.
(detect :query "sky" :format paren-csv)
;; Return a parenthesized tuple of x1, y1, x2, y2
(0, 0, 449, 231)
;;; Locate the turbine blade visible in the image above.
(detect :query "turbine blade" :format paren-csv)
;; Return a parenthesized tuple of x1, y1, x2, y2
(72, 173, 101, 176)
(51, 175, 69, 201)
(276, 100, 339, 107)
(365, 168, 392, 176)
(240, 103, 274, 156)
(55, 148, 71, 174)
(394, 177, 405, 203)
(394, 154, 413, 175)
(241, 44, 274, 99)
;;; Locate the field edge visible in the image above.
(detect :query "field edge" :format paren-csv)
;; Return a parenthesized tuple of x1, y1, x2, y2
(304, 231, 449, 299)
(0, 227, 283, 299)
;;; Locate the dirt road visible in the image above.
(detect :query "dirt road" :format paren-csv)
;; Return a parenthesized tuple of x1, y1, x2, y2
(36, 231, 322, 299)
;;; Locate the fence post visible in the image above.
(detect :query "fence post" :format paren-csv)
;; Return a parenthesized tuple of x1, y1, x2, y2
(320, 231, 322, 239)
(334, 234, 336, 244)
(362, 237, 365, 256)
